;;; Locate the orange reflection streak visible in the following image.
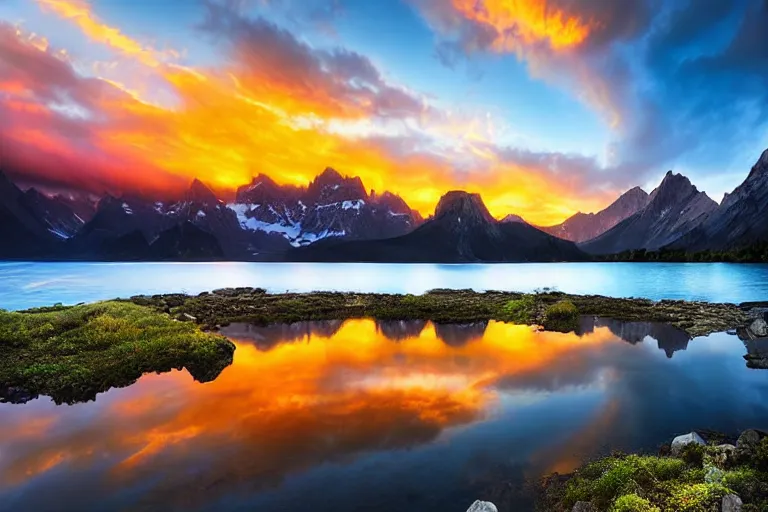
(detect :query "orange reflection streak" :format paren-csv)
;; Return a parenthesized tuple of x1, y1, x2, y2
(450, 0, 597, 51)
(0, 320, 620, 500)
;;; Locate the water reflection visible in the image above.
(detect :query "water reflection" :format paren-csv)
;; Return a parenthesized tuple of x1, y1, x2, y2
(0, 319, 766, 512)
(578, 317, 691, 358)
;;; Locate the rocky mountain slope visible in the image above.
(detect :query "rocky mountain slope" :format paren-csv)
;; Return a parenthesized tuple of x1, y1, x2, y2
(540, 187, 649, 243)
(229, 168, 422, 247)
(672, 149, 768, 251)
(581, 172, 717, 254)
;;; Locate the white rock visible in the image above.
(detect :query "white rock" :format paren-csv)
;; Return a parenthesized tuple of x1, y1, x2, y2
(671, 432, 706, 456)
(722, 494, 743, 512)
(466, 500, 498, 512)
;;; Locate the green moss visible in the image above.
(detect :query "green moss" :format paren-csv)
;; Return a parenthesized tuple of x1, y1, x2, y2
(0, 301, 235, 404)
(500, 294, 536, 324)
(542, 300, 579, 333)
(612, 493, 660, 512)
(561, 455, 686, 510)
(664, 483, 731, 511)
(541, 439, 768, 512)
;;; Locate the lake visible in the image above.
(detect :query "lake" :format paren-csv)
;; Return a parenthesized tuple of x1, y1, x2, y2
(3, 261, 768, 310)
(1, 318, 766, 512)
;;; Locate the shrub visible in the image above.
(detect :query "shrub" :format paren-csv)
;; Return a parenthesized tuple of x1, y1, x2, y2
(612, 494, 660, 512)
(663, 483, 731, 512)
(680, 443, 705, 468)
(501, 294, 536, 324)
(543, 300, 579, 332)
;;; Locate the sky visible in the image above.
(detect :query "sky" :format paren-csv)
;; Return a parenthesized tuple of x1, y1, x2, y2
(0, 0, 767, 226)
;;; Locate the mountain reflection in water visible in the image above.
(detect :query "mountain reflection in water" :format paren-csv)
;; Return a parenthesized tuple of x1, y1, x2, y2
(0, 319, 766, 512)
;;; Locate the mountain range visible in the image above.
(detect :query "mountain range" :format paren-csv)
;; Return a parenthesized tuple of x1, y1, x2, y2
(2, 147, 768, 262)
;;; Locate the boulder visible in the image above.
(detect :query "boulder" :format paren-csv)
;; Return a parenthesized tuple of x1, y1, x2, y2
(671, 432, 706, 456)
(737, 430, 763, 451)
(466, 501, 498, 512)
(721, 494, 742, 512)
(709, 444, 737, 468)
(572, 502, 595, 512)
(735, 429, 766, 462)
(749, 318, 768, 337)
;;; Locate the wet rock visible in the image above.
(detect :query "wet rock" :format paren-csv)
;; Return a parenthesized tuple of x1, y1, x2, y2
(671, 432, 706, 456)
(721, 494, 743, 512)
(572, 502, 595, 512)
(466, 500, 498, 512)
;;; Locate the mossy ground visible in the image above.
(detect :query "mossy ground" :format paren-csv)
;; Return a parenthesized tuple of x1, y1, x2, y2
(129, 288, 747, 338)
(0, 301, 235, 404)
(539, 438, 768, 512)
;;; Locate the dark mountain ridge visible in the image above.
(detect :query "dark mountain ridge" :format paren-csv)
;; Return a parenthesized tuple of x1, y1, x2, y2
(540, 187, 649, 243)
(581, 171, 717, 255)
(671, 149, 768, 252)
(288, 190, 587, 263)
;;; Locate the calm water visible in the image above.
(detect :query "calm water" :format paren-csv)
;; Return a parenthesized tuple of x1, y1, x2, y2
(1, 319, 766, 512)
(3, 261, 768, 310)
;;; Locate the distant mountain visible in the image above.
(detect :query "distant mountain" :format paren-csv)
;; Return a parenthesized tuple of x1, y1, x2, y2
(581, 172, 717, 254)
(229, 168, 422, 247)
(22, 188, 87, 239)
(288, 190, 586, 262)
(540, 187, 649, 243)
(0, 172, 58, 257)
(501, 214, 528, 224)
(69, 180, 288, 259)
(672, 149, 768, 251)
(149, 221, 224, 260)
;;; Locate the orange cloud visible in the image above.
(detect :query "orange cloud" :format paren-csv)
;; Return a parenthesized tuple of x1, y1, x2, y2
(450, 0, 598, 52)
(1, 4, 621, 225)
(34, 0, 178, 67)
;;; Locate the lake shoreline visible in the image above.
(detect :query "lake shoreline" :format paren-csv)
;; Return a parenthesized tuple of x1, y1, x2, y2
(129, 288, 753, 338)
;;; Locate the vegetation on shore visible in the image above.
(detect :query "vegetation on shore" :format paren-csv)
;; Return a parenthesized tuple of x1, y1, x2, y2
(130, 288, 748, 338)
(600, 242, 768, 263)
(538, 431, 768, 512)
(0, 301, 235, 404)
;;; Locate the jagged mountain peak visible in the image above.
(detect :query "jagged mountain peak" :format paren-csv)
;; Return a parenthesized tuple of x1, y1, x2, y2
(434, 191, 495, 224)
(647, 171, 709, 208)
(306, 167, 368, 204)
(236, 174, 302, 204)
(187, 178, 219, 205)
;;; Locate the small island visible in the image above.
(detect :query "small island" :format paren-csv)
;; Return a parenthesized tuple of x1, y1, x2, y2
(0, 301, 235, 404)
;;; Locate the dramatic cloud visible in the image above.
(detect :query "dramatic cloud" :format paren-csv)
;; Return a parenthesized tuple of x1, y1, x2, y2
(413, 0, 768, 188)
(0, 0, 627, 224)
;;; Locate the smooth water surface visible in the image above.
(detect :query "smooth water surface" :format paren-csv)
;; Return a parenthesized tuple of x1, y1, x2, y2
(3, 261, 768, 310)
(0, 319, 766, 512)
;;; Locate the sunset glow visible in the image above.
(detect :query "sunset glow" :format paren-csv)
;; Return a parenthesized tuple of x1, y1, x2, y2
(2, 0, 766, 226)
